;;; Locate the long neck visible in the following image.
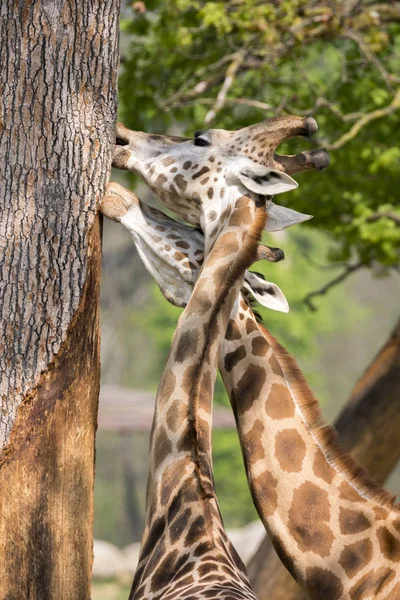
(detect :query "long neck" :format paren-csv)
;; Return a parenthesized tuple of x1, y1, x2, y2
(220, 303, 400, 599)
(131, 197, 265, 600)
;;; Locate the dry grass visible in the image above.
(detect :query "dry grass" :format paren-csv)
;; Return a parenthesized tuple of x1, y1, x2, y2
(91, 579, 131, 600)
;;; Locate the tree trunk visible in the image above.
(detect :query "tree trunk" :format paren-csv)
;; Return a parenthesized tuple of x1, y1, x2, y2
(0, 2, 120, 597)
(248, 316, 400, 600)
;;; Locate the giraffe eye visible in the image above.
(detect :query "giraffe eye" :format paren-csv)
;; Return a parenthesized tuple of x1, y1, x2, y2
(194, 136, 211, 147)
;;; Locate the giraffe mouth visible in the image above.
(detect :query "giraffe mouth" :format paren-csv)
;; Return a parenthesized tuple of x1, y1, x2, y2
(274, 148, 330, 174)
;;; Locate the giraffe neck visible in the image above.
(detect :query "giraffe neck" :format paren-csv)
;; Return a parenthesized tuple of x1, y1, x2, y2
(220, 303, 400, 599)
(131, 197, 265, 600)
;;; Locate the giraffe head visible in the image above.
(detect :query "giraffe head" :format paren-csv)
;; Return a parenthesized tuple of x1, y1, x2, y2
(101, 182, 289, 313)
(113, 116, 329, 244)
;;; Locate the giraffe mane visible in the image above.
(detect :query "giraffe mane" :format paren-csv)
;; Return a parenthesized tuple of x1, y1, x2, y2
(259, 323, 399, 511)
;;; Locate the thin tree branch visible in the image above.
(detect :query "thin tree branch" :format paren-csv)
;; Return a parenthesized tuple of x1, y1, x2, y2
(366, 211, 400, 225)
(343, 29, 399, 88)
(326, 89, 400, 150)
(304, 262, 363, 311)
(194, 97, 275, 111)
(204, 51, 246, 124)
(161, 53, 238, 109)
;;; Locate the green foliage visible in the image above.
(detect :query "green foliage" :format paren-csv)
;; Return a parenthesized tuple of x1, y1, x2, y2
(212, 429, 258, 526)
(92, 581, 132, 600)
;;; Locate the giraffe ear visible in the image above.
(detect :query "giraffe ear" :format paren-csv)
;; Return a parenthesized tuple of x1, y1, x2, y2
(239, 163, 298, 196)
(265, 202, 313, 232)
(244, 272, 289, 313)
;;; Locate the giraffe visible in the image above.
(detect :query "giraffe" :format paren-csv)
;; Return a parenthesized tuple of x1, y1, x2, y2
(219, 309, 400, 600)
(103, 115, 330, 598)
(102, 191, 400, 600)
(100, 114, 328, 598)
(112, 115, 329, 253)
(102, 179, 270, 599)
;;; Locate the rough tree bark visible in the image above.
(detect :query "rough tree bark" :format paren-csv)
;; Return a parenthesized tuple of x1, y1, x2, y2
(248, 316, 400, 600)
(0, 1, 120, 597)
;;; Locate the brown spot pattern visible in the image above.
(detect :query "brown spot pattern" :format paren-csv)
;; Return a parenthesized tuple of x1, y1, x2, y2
(176, 425, 193, 453)
(385, 582, 400, 599)
(189, 291, 212, 316)
(242, 419, 266, 464)
(161, 156, 176, 167)
(192, 166, 210, 179)
(176, 240, 190, 249)
(201, 371, 212, 400)
(269, 354, 282, 376)
(339, 538, 373, 578)
(313, 448, 336, 483)
(339, 481, 366, 503)
(252, 469, 278, 517)
(251, 336, 269, 356)
(393, 519, 400, 534)
(160, 370, 176, 402)
(275, 429, 306, 472)
(288, 482, 334, 557)
(205, 232, 239, 268)
(224, 345, 246, 372)
(174, 329, 199, 363)
(350, 568, 395, 600)
(235, 364, 266, 414)
(154, 427, 173, 470)
(184, 516, 206, 546)
(306, 567, 343, 600)
(265, 383, 295, 420)
(228, 198, 252, 226)
(377, 526, 400, 562)
(226, 320, 242, 341)
(166, 400, 185, 433)
(174, 174, 187, 191)
(160, 464, 185, 506)
(246, 318, 258, 334)
(155, 173, 168, 186)
(182, 365, 197, 395)
(374, 506, 389, 520)
(169, 509, 191, 543)
(339, 507, 371, 535)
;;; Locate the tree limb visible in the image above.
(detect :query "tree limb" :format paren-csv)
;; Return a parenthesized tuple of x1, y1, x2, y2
(204, 51, 246, 124)
(304, 262, 364, 311)
(366, 211, 400, 225)
(326, 89, 400, 150)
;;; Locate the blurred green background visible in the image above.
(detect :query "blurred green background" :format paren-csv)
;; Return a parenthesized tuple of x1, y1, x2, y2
(94, 0, 400, 559)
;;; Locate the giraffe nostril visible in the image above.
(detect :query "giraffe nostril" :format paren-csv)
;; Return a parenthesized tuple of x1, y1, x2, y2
(116, 136, 128, 147)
